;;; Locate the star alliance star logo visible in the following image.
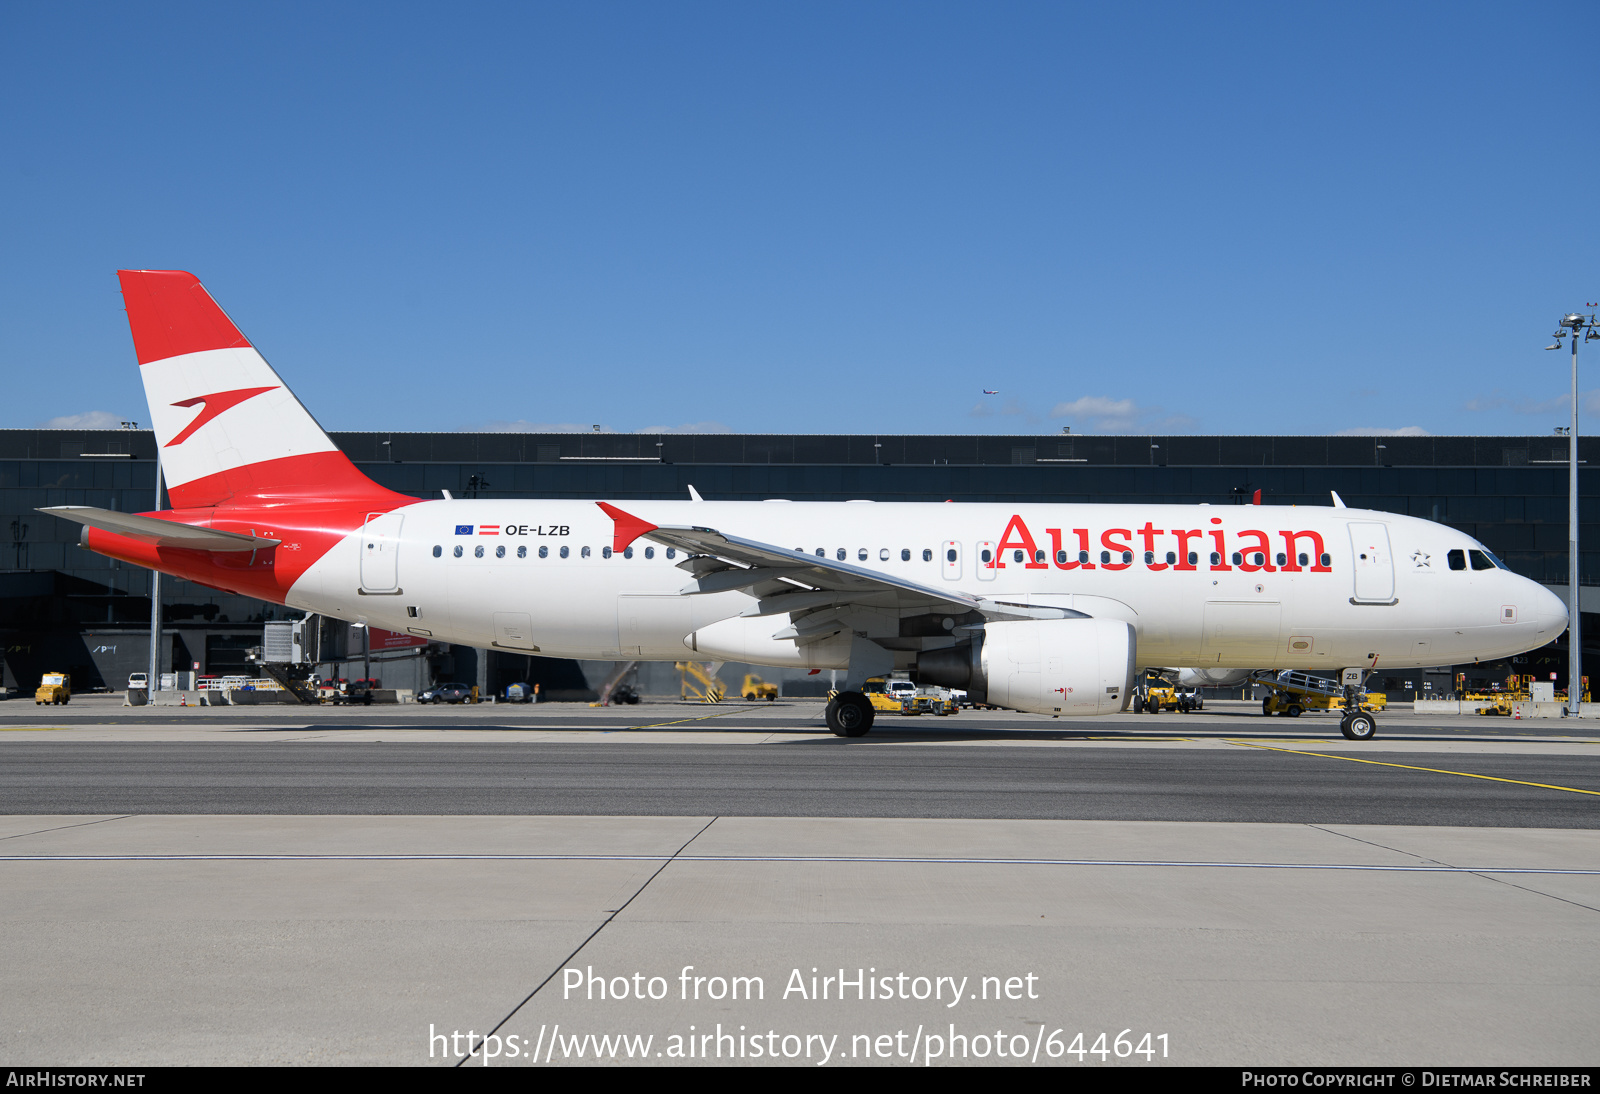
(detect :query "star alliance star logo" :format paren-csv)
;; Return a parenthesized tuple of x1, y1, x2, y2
(1411, 550, 1431, 568)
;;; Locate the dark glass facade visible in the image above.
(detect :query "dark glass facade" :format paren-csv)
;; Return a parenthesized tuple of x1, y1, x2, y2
(3, 428, 1592, 693)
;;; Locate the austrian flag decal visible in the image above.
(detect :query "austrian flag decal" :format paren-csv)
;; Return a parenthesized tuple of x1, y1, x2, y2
(478, 525, 500, 536)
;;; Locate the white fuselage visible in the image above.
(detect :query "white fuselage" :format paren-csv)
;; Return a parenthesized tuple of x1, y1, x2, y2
(290, 499, 1567, 675)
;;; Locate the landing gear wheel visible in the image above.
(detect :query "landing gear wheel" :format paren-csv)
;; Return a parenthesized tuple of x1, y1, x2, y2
(826, 691, 874, 737)
(1340, 712, 1377, 740)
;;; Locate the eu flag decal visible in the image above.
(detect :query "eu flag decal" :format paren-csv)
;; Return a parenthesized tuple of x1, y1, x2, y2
(455, 525, 473, 535)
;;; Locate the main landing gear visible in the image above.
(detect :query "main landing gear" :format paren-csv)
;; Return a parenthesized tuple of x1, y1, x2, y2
(825, 691, 874, 737)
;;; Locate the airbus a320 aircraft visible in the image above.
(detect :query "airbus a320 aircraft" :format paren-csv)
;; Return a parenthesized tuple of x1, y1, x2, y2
(42, 271, 1568, 740)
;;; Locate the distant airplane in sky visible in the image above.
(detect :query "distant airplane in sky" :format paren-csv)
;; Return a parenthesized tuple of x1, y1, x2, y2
(982, 389, 998, 395)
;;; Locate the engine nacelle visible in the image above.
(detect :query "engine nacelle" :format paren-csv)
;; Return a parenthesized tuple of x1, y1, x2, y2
(917, 618, 1136, 716)
(685, 614, 853, 668)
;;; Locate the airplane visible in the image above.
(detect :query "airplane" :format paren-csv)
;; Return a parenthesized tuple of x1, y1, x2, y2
(40, 270, 1568, 741)
(982, 390, 999, 395)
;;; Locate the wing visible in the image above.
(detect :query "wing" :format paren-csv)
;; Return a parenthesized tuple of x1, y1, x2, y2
(38, 506, 282, 552)
(597, 502, 1076, 627)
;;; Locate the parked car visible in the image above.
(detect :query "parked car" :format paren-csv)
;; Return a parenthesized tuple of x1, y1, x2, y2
(419, 683, 473, 704)
(127, 672, 148, 691)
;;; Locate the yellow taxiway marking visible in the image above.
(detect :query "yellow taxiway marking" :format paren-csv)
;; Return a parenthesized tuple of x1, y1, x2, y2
(1224, 740, 1600, 796)
(627, 709, 748, 730)
(0, 727, 65, 732)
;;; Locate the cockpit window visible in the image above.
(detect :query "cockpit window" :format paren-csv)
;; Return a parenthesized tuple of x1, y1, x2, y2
(1448, 549, 1466, 571)
(1469, 549, 1502, 571)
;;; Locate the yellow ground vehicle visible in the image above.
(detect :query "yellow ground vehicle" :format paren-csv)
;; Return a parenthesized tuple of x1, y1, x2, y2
(34, 672, 71, 705)
(676, 661, 726, 703)
(862, 678, 904, 713)
(740, 674, 779, 701)
(1138, 684, 1201, 713)
(860, 677, 956, 715)
(1259, 670, 1383, 717)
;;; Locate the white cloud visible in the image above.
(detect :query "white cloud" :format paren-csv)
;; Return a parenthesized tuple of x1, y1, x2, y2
(1331, 426, 1431, 436)
(479, 420, 608, 432)
(636, 421, 731, 434)
(39, 411, 127, 429)
(1049, 396, 1145, 432)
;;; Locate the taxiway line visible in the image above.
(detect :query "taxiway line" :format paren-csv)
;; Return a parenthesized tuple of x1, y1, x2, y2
(1224, 739, 1600, 796)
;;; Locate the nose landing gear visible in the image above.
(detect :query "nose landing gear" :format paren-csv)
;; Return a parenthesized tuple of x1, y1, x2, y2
(1340, 711, 1377, 740)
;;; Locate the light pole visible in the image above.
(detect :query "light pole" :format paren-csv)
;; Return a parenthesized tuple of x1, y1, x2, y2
(1548, 306, 1600, 716)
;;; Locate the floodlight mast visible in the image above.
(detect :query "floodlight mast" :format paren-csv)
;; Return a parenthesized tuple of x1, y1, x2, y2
(1551, 308, 1599, 715)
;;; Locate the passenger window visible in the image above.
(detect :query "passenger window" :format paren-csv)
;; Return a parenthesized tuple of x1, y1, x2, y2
(836, 548, 846, 561)
(1056, 550, 1068, 564)
(1319, 553, 1332, 568)
(1187, 552, 1198, 566)
(1251, 553, 1263, 565)
(432, 545, 441, 558)
(474, 545, 484, 559)
(539, 545, 548, 559)
(1013, 550, 1025, 564)
(581, 546, 591, 558)
(645, 547, 654, 559)
(666, 548, 675, 559)
(1448, 549, 1466, 571)
(624, 546, 634, 559)
(858, 548, 868, 561)
(1231, 552, 1242, 565)
(1080, 551, 1090, 563)
(1298, 553, 1309, 567)
(1167, 552, 1177, 564)
(945, 548, 956, 563)
(1469, 549, 1496, 571)
(1100, 551, 1110, 564)
(981, 549, 993, 563)
(923, 549, 932, 562)
(901, 549, 911, 561)
(517, 546, 526, 559)
(453, 545, 463, 558)
(1144, 551, 1154, 564)
(560, 546, 570, 559)
(1210, 552, 1221, 565)
(603, 546, 613, 559)
(816, 548, 825, 557)
(1034, 550, 1045, 563)
(495, 545, 505, 558)
(1121, 551, 1132, 564)
(1275, 553, 1286, 567)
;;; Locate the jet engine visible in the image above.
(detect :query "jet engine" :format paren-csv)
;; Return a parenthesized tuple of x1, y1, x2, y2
(916, 618, 1136, 716)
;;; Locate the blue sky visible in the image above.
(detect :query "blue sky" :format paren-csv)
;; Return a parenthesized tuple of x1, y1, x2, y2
(2, 2, 1595, 437)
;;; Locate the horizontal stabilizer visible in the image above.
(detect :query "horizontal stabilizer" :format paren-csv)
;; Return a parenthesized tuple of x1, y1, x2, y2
(38, 506, 281, 552)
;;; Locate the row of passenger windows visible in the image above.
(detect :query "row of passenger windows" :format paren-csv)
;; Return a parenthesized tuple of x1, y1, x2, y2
(429, 541, 1334, 570)
(977, 547, 1333, 568)
(432, 544, 680, 560)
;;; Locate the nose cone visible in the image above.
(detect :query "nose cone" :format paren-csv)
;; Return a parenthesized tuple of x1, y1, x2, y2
(1533, 582, 1570, 637)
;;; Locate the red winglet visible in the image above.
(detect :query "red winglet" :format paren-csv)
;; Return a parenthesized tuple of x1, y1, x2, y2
(596, 502, 658, 553)
(1252, 489, 1262, 505)
(117, 270, 252, 365)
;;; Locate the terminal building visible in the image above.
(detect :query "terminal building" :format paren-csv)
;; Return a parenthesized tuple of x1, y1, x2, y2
(2, 427, 1593, 699)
